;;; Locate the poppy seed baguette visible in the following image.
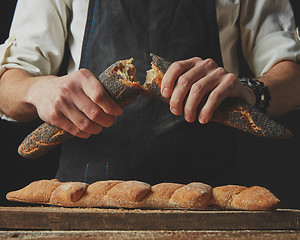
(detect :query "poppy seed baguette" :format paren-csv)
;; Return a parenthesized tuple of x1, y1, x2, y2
(145, 53, 292, 139)
(17, 123, 73, 159)
(18, 59, 142, 159)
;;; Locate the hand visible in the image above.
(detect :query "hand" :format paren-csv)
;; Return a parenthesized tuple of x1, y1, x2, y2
(161, 57, 255, 124)
(26, 69, 123, 138)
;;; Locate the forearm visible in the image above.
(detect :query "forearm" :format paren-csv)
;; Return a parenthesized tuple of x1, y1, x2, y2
(0, 67, 122, 138)
(259, 61, 300, 118)
(0, 68, 40, 121)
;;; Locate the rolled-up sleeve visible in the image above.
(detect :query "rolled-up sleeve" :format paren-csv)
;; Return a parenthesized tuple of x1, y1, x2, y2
(239, 0, 300, 77)
(0, 0, 71, 121)
(0, 0, 70, 77)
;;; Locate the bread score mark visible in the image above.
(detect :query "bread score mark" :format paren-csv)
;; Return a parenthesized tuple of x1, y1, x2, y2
(21, 129, 67, 154)
(233, 106, 264, 134)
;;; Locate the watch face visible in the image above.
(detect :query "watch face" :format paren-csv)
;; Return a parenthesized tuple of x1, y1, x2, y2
(248, 79, 259, 88)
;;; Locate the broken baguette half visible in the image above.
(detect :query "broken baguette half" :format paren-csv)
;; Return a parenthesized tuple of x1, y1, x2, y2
(18, 59, 142, 159)
(144, 53, 291, 139)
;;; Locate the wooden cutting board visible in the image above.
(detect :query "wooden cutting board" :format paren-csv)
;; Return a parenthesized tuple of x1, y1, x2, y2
(0, 206, 299, 231)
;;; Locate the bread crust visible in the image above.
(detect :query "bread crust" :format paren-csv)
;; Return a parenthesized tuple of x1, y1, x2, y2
(209, 185, 248, 209)
(6, 179, 62, 204)
(50, 182, 89, 206)
(231, 186, 281, 211)
(18, 123, 73, 159)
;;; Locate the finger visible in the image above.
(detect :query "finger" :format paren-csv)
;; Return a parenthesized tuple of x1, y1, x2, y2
(54, 94, 104, 135)
(68, 109, 104, 136)
(161, 58, 198, 98)
(72, 90, 117, 128)
(78, 69, 123, 116)
(65, 104, 104, 135)
(59, 116, 93, 139)
(183, 72, 220, 122)
(169, 65, 207, 116)
(48, 112, 92, 139)
(183, 83, 209, 122)
(198, 79, 232, 124)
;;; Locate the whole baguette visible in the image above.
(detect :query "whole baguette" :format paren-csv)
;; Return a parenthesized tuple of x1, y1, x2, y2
(18, 59, 142, 159)
(6, 179, 280, 211)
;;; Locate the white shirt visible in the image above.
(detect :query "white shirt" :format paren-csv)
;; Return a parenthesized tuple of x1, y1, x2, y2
(1, 0, 300, 121)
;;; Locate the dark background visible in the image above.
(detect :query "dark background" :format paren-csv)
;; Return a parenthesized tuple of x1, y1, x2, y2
(0, 1, 300, 208)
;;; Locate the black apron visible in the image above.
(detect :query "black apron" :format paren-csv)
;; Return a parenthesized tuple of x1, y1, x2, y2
(56, 0, 239, 186)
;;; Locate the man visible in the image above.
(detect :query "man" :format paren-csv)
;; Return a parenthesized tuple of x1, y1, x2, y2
(0, 0, 300, 187)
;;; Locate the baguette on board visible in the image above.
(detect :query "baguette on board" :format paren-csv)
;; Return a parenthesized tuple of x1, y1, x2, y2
(18, 54, 292, 159)
(6, 179, 280, 211)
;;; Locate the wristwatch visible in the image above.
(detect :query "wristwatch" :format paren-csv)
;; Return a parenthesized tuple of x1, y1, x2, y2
(240, 78, 271, 113)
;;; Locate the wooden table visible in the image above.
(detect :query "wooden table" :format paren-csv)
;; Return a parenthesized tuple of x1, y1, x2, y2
(0, 206, 299, 239)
